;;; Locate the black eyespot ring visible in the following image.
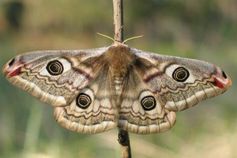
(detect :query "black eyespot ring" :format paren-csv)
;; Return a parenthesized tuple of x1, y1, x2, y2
(76, 93, 91, 109)
(141, 96, 156, 111)
(172, 67, 190, 82)
(46, 60, 64, 75)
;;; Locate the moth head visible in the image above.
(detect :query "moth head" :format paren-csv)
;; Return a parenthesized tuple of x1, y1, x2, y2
(157, 57, 232, 111)
(2, 52, 77, 107)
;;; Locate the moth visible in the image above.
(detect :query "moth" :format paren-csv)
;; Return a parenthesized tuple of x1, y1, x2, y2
(2, 43, 232, 134)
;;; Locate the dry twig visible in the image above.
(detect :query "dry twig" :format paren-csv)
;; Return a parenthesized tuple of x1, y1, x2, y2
(113, 0, 132, 158)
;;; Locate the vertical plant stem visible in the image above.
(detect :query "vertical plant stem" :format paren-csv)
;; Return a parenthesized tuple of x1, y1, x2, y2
(113, 0, 124, 43)
(113, 0, 132, 158)
(118, 129, 132, 158)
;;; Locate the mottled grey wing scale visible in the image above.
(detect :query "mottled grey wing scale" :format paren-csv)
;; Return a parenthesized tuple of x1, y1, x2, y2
(12, 48, 106, 106)
(54, 66, 117, 134)
(118, 65, 176, 134)
(7, 48, 117, 133)
(4, 45, 231, 135)
(118, 48, 224, 134)
(131, 48, 220, 112)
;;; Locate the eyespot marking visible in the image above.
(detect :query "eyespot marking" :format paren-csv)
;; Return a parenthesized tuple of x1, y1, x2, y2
(140, 96, 156, 111)
(76, 93, 92, 109)
(46, 60, 64, 76)
(172, 67, 189, 82)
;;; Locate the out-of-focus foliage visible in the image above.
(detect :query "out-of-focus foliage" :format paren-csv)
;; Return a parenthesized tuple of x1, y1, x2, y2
(0, 0, 236, 158)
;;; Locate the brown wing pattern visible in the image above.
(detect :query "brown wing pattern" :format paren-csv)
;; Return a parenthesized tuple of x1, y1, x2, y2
(118, 47, 231, 134)
(3, 48, 117, 133)
(54, 66, 117, 134)
(3, 45, 231, 134)
(132, 48, 231, 112)
(118, 58, 176, 134)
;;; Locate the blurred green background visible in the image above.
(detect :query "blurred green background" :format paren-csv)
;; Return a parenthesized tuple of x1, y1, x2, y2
(0, 0, 236, 158)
